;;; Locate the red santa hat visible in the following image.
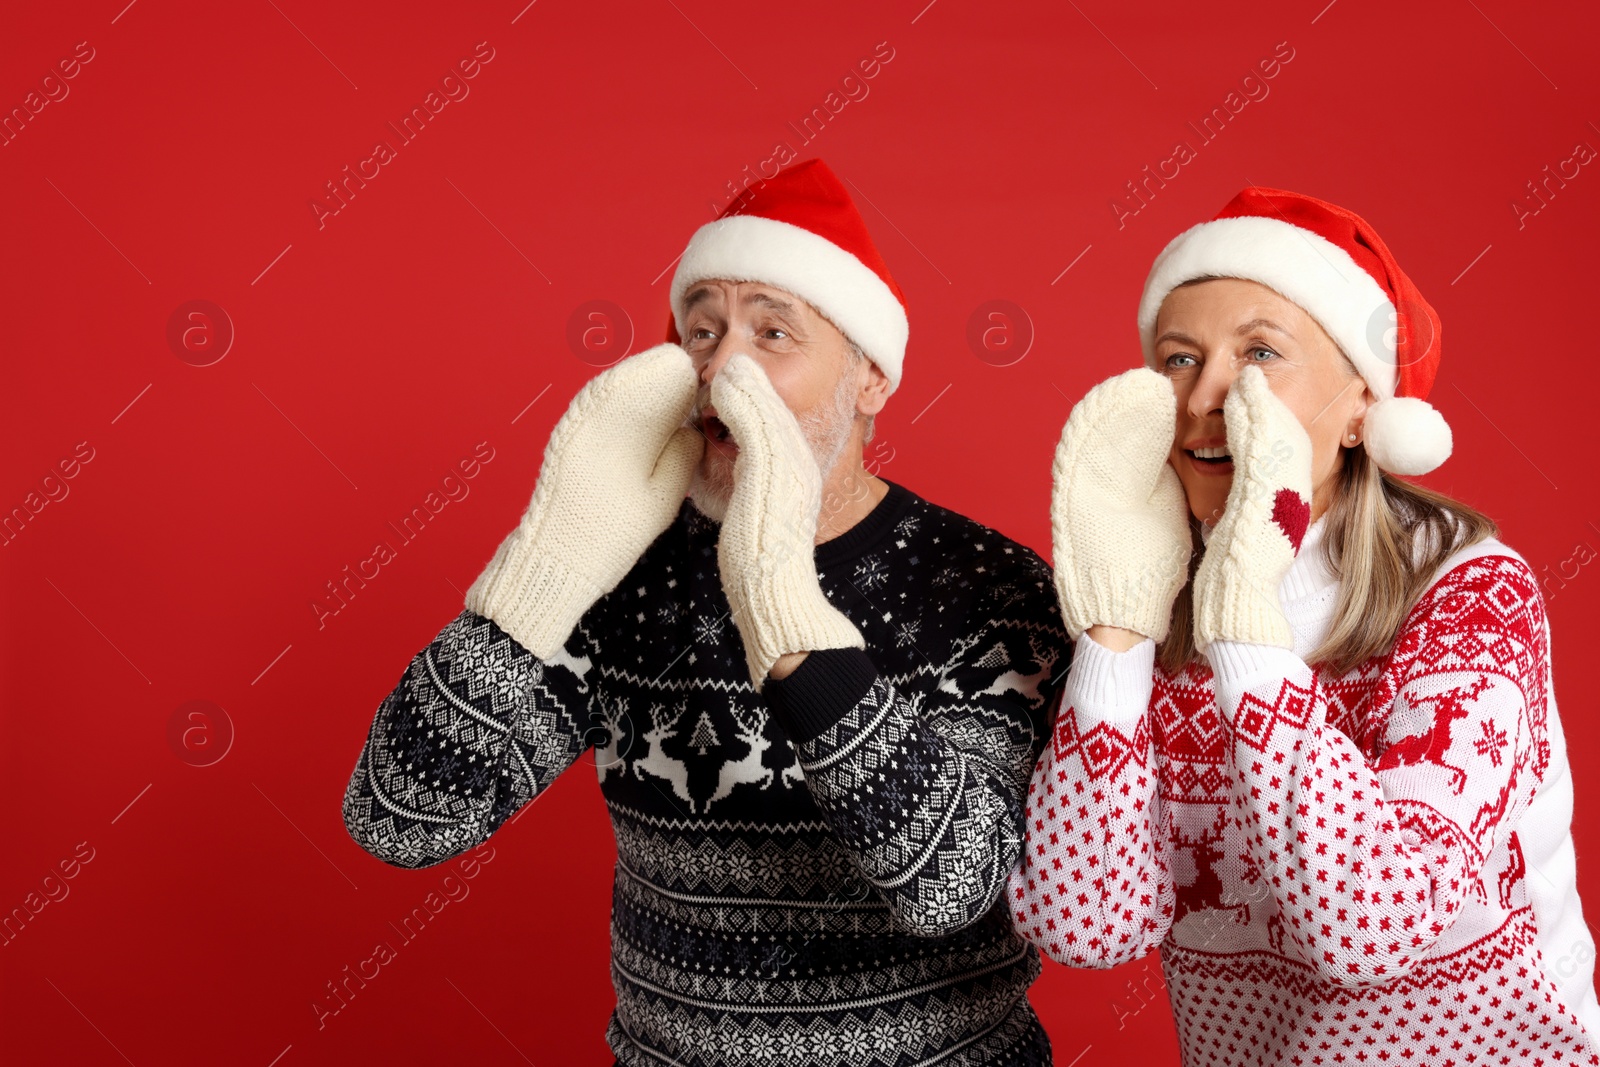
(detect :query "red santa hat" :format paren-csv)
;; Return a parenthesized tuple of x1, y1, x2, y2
(1137, 186, 1451, 476)
(668, 158, 910, 394)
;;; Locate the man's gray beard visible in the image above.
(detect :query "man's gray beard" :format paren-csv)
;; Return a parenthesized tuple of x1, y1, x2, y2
(687, 367, 858, 524)
(686, 451, 736, 523)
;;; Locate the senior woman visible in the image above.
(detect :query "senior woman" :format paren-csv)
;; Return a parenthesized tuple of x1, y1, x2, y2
(1011, 187, 1600, 1066)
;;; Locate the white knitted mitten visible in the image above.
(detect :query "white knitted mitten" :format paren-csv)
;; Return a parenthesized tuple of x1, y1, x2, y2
(465, 343, 704, 658)
(1192, 364, 1314, 653)
(1051, 368, 1194, 641)
(710, 353, 865, 691)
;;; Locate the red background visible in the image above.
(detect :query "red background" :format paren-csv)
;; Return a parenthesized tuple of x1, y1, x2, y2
(4, 1, 1598, 1063)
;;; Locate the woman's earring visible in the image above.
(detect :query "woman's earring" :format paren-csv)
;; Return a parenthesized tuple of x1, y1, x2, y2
(1347, 432, 1358, 442)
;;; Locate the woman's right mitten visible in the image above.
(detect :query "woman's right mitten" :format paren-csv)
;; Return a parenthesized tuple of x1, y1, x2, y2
(1051, 368, 1194, 642)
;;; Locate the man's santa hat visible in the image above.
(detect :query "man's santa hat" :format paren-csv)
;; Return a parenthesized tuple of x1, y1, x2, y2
(668, 158, 909, 394)
(1137, 186, 1451, 476)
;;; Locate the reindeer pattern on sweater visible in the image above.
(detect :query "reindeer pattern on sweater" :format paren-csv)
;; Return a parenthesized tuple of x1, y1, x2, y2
(1009, 519, 1600, 1067)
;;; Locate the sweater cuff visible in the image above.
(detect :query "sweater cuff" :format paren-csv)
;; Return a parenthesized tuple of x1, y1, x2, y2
(1204, 640, 1304, 686)
(1069, 631, 1155, 726)
(762, 647, 879, 744)
(1205, 641, 1310, 726)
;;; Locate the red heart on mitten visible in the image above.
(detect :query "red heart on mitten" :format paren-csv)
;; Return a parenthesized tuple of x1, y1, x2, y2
(1271, 488, 1310, 552)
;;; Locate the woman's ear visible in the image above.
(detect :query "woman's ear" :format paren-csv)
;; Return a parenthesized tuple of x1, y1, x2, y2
(1346, 379, 1376, 444)
(858, 361, 892, 417)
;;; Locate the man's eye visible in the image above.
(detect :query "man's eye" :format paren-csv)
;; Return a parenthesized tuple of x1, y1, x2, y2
(763, 328, 788, 340)
(689, 327, 716, 342)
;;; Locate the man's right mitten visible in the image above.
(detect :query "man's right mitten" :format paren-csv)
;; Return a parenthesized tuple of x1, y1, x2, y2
(465, 343, 705, 658)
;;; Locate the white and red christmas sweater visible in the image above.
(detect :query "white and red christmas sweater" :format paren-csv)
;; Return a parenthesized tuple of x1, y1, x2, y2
(1009, 514, 1600, 1066)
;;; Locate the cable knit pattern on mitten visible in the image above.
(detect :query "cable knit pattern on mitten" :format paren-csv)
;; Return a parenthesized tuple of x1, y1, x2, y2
(710, 353, 865, 690)
(1051, 368, 1193, 641)
(465, 343, 703, 659)
(1191, 364, 1313, 652)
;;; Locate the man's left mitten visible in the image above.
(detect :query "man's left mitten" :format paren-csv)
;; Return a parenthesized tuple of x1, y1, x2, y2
(711, 354, 864, 691)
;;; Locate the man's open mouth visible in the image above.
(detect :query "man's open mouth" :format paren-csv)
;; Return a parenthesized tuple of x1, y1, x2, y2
(704, 415, 734, 446)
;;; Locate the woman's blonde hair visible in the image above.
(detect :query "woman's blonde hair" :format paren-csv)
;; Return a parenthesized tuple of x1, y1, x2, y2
(1157, 410, 1498, 677)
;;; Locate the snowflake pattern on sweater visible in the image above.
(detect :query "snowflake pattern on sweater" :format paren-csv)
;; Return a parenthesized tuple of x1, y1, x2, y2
(343, 478, 1070, 1066)
(1009, 529, 1600, 1067)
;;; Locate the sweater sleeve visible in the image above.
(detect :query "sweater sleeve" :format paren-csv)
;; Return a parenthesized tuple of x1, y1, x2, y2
(341, 608, 599, 869)
(762, 567, 1068, 937)
(1207, 553, 1550, 987)
(1007, 632, 1176, 967)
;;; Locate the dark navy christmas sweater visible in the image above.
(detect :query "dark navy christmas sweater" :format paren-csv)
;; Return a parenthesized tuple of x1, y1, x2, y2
(342, 477, 1072, 1065)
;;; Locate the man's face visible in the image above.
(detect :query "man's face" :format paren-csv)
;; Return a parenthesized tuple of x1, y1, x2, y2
(681, 280, 879, 520)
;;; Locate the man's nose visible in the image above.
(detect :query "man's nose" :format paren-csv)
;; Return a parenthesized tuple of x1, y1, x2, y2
(698, 335, 741, 385)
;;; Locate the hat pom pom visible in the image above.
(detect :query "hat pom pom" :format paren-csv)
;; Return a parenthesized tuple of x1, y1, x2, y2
(1362, 396, 1452, 476)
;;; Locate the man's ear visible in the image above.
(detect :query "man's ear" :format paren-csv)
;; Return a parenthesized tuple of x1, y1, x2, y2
(857, 360, 891, 417)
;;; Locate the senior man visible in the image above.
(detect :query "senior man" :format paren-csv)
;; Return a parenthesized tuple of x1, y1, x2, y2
(342, 159, 1069, 1065)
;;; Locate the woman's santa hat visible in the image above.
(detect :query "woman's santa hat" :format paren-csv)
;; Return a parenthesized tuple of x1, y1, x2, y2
(668, 158, 910, 394)
(1137, 186, 1452, 476)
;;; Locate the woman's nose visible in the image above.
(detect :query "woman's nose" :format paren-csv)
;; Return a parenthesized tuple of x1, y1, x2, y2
(1188, 355, 1234, 419)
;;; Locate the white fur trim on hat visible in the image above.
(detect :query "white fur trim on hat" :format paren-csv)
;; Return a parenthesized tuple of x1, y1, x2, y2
(1362, 395, 1452, 475)
(670, 214, 909, 394)
(1137, 216, 1398, 401)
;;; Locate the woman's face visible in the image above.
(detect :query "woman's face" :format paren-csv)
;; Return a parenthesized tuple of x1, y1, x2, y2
(1153, 278, 1371, 526)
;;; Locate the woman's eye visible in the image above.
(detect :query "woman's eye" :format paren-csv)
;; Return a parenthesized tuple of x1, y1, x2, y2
(1247, 347, 1278, 362)
(1165, 353, 1196, 370)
